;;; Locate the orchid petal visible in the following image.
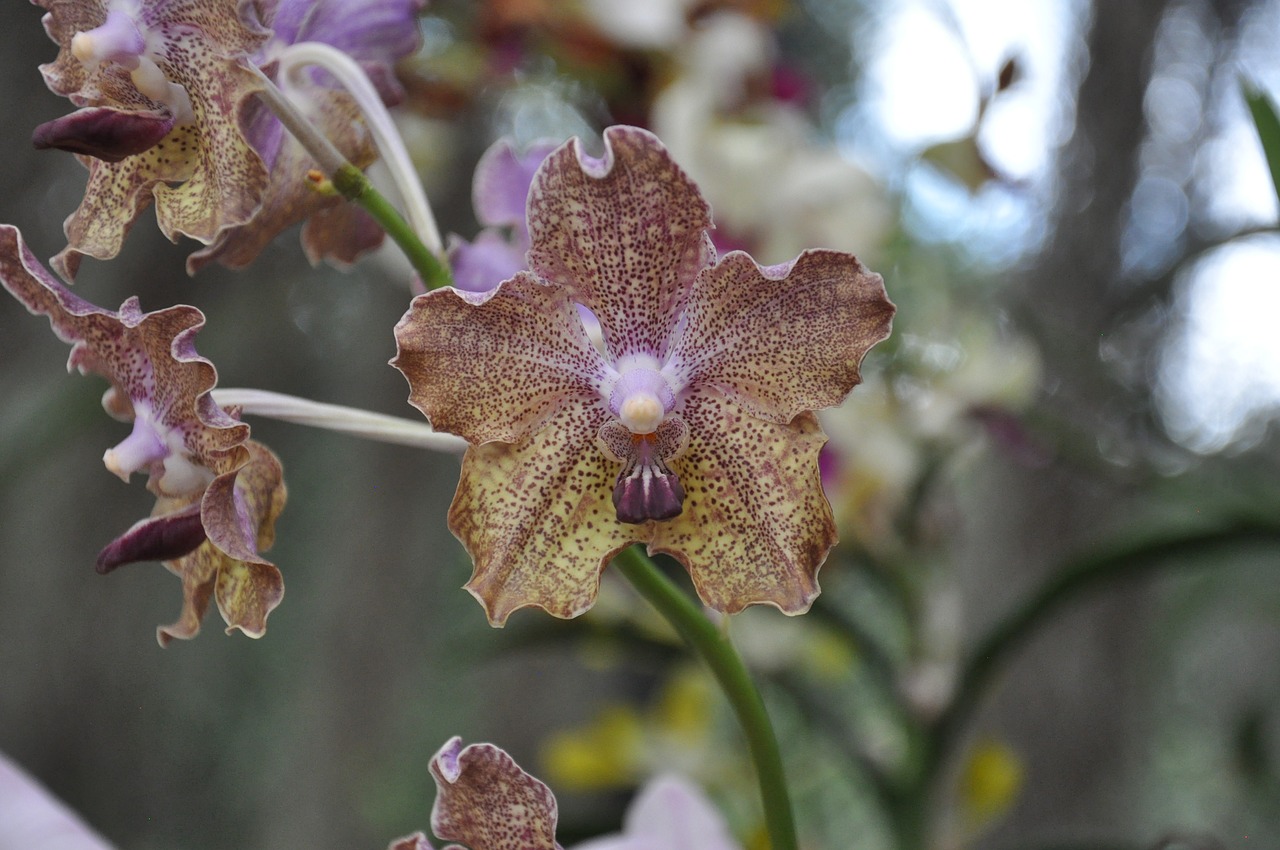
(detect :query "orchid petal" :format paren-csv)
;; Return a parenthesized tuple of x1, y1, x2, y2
(526, 126, 714, 363)
(386, 833, 435, 850)
(669, 249, 894, 423)
(574, 775, 739, 850)
(32, 105, 175, 162)
(187, 86, 381, 272)
(447, 230, 528, 294)
(649, 388, 834, 614)
(0, 753, 116, 850)
(95, 503, 206, 573)
(158, 441, 286, 644)
(473, 139, 558, 230)
(450, 399, 638, 625)
(393, 273, 611, 445)
(429, 738, 562, 850)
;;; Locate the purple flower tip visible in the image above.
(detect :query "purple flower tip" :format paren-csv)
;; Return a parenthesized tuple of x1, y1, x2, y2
(96, 508, 208, 574)
(33, 108, 174, 163)
(612, 437, 685, 524)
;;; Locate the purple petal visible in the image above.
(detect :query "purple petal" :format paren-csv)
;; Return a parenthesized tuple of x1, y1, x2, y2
(473, 139, 559, 230)
(448, 231, 528, 294)
(572, 775, 739, 850)
(32, 107, 174, 162)
(266, 0, 425, 102)
(96, 505, 207, 574)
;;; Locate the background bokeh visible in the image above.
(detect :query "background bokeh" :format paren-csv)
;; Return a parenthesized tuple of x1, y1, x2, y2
(2, 1, 1279, 849)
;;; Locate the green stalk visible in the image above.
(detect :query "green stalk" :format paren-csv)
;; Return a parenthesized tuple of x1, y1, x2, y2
(330, 163, 452, 290)
(613, 546, 798, 850)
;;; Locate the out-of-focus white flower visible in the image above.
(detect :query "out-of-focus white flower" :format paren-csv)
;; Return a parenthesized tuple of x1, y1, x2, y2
(652, 14, 892, 266)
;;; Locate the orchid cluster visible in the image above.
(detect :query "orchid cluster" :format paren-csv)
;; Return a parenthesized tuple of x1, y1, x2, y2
(0, 0, 1126, 847)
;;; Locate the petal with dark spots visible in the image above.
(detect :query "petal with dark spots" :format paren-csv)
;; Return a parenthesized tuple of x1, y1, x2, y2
(430, 738, 562, 850)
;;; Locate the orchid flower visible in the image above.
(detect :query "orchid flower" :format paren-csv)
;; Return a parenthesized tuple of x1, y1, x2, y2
(187, 0, 427, 273)
(33, 0, 273, 278)
(415, 737, 739, 850)
(0, 225, 286, 644)
(393, 126, 894, 625)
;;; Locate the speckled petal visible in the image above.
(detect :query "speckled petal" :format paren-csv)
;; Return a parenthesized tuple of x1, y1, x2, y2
(669, 249, 895, 423)
(205, 441, 286, 638)
(648, 387, 835, 614)
(386, 833, 436, 850)
(449, 398, 640, 625)
(158, 441, 286, 644)
(392, 273, 611, 445)
(429, 738, 562, 850)
(186, 83, 381, 272)
(0, 225, 248, 490)
(526, 126, 714, 362)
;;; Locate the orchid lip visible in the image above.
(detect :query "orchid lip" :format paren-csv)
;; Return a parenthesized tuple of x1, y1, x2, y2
(612, 433, 685, 524)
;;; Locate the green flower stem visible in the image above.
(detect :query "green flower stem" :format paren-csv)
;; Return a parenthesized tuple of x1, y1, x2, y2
(331, 163, 452, 290)
(613, 546, 798, 850)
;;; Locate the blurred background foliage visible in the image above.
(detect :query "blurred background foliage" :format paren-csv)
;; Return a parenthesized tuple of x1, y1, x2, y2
(2, 0, 1280, 849)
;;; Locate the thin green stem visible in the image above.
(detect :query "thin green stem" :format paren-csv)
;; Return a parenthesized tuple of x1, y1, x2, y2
(331, 163, 452, 289)
(613, 546, 798, 850)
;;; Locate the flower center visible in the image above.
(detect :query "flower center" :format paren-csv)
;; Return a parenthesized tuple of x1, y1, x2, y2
(70, 6, 195, 126)
(609, 366, 674, 434)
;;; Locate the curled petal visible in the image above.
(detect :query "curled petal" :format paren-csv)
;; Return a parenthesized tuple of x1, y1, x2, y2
(669, 249, 895, 423)
(0, 225, 248, 491)
(187, 86, 381, 272)
(156, 440, 286, 645)
(526, 126, 714, 363)
(449, 400, 639, 625)
(649, 388, 835, 614)
(386, 834, 435, 850)
(32, 106, 174, 162)
(430, 738, 562, 850)
(392, 274, 610, 445)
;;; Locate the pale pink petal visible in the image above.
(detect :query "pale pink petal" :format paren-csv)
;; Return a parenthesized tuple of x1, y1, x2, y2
(0, 753, 115, 850)
(392, 273, 611, 445)
(648, 388, 835, 614)
(668, 249, 894, 423)
(449, 400, 640, 625)
(473, 139, 559, 230)
(430, 738, 563, 850)
(574, 775, 739, 850)
(526, 126, 714, 362)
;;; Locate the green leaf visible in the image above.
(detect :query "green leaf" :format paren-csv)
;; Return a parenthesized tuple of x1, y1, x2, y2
(1242, 80, 1280, 205)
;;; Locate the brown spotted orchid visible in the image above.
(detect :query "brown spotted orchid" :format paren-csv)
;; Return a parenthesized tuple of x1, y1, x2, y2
(33, 0, 273, 278)
(0, 225, 286, 644)
(393, 126, 894, 625)
(401, 737, 739, 850)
